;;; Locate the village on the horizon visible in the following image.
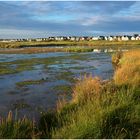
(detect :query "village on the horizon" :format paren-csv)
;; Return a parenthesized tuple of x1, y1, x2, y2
(0, 34, 140, 42)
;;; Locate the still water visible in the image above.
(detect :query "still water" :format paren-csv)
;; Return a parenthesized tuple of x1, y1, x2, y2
(0, 52, 114, 119)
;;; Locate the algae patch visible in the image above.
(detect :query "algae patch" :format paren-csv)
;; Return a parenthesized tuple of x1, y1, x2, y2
(16, 79, 47, 87)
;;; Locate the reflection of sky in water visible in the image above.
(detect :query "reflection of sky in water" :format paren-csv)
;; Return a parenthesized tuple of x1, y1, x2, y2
(0, 52, 114, 119)
(0, 52, 71, 62)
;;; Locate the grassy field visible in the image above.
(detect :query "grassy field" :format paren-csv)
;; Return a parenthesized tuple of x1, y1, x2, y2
(0, 49, 139, 138)
(0, 40, 140, 53)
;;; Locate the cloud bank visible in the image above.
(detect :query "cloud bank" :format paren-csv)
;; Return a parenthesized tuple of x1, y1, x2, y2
(0, 1, 140, 38)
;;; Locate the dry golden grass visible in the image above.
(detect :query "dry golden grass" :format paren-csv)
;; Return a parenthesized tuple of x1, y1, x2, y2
(114, 49, 140, 86)
(72, 76, 102, 103)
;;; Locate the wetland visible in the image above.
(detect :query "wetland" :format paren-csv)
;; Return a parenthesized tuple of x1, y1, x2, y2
(0, 51, 113, 119)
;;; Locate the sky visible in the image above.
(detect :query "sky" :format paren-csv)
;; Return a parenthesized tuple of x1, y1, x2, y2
(0, 1, 140, 39)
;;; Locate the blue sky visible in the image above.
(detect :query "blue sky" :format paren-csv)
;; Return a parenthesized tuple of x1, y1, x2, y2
(0, 1, 140, 38)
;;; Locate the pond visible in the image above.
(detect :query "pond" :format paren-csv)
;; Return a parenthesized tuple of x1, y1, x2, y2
(0, 52, 114, 119)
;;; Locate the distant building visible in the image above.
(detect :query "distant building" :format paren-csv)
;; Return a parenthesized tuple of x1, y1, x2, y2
(91, 36, 100, 41)
(131, 36, 136, 41)
(136, 35, 140, 40)
(99, 36, 105, 40)
(70, 36, 76, 41)
(121, 35, 131, 41)
(48, 37, 55, 41)
(108, 36, 114, 41)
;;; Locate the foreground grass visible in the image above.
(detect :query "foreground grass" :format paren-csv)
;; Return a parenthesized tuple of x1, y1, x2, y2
(0, 49, 140, 138)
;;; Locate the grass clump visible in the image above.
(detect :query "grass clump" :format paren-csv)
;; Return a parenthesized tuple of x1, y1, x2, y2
(112, 51, 123, 65)
(0, 111, 39, 139)
(65, 47, 93, 52)
(72, 76, 102, 104)
(16, 79, 46, 87)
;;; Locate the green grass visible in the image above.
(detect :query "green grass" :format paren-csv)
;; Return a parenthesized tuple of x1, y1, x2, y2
(0, 111, 38, 139)
(16, 79, 46, 87)
(0, 56, 63, 75)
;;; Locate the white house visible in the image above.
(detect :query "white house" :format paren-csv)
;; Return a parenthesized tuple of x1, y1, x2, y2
(80, 37, 85, 41)
(36, 38, 43, 42)
(121, 35, 130, 41)
(117, 36, 122, 41)
(105, 36, 109, 41)
(91, 36, 100, 41)
(136, 36, 140, 40)
(70, 36, 76, 41)
(131, 36, 136, 41)
(108, 36, 114, 41)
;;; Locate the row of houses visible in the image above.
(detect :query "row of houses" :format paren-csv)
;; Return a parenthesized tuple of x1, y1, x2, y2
(0, 34, 140, 42)
(44, 34, 140, 41)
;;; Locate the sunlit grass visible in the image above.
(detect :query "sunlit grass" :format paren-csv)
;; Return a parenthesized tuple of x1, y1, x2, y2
(114, 49, 140, 86)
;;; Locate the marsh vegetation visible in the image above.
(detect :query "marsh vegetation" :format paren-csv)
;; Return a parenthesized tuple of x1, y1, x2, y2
(0, 51, 113, 119)
(0, 49, 139, 138)
(0, 40, 140, 54)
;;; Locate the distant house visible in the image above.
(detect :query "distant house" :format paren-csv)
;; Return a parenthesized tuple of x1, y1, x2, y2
(112, 36, 118, 41)
(48, 37, 55, 41)
(55, 36, 64, 41)
(54, 36, 67, 41)
(108, 36, 114, 41)
(79, 37, 85, 41)
(35, 38, 43, 42)
(67, 36, 71, 40)
(121, 35, 130, 41)
(70, 36, 75, 41)
(131, 36, 136, 41)
(99, 36, 105, 40)
(92, 36, 100, 41)
(82, 36, 88, 41)
(130, 34, 139, 40)
(75, 37, 80, 41)
(114, 36, 122, 41)
(105, 36, 108, 41)
(136, 36, 140, 40)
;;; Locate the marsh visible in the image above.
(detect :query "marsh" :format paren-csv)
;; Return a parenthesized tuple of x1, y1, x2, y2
(0, 51, 113, 119)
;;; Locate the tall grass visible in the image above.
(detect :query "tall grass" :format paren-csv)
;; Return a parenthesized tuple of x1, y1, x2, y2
(72, 76, 102, 104)
(0, 111, 39, 139)
(52, 49, 140, 138)
(114, 50, 140, 86)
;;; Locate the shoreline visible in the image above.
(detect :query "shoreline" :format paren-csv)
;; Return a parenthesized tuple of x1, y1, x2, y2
(0, 45, 137, 54)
